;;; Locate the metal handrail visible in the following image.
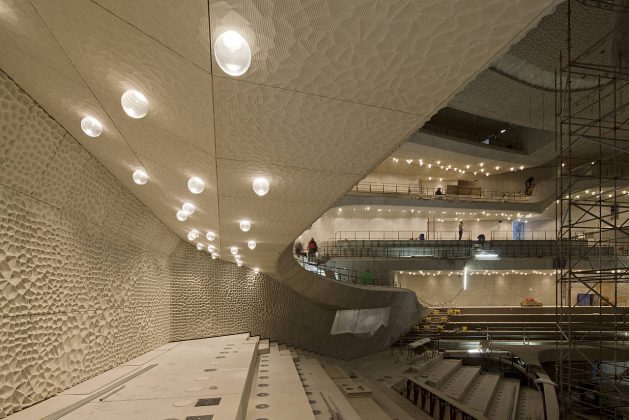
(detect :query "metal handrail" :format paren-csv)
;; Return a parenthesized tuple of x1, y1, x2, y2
(349, 181, 535, 202)
(295, 256, 382, 286)
(334, 230, 472, 241)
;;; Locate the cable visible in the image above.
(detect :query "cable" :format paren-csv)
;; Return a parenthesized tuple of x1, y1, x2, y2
(416, 287, 465, 307)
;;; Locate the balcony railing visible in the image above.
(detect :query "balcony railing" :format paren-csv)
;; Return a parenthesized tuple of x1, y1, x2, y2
(334, 230, 472, 241)
(349, 182, 534, 202)
(295, 256, 384, 286)
(321, 239, 607, 259)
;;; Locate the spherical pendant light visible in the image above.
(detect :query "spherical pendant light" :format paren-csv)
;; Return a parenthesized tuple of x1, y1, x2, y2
(215, 30, 251, 77)
(176, 210, 188, 221)
(236, 260, 243, 267)
(187, 229, 199, 241)
(81, 116, 103, 137)
(239, 220, 251, 232)
(211, 253, 218, 260)
(230, 246, 238, 255)
(247, 240, 256, 250)
(132, 169, 148, 185)
(182, 202, 195, 215)
(188, 177, 205, 194)
(252, 177, 270, 196)
(121, 90, 149, 118)
(196, 243, 204, 251)
(207, 244, 215, 252)
(254, 267, 260, 274)
(206, 231, 216, 241)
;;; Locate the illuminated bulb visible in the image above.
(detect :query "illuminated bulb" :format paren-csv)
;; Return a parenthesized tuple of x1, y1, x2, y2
(495, 166, 500, 170)
(196, 243, 204, 251)
(236, 260, 243, 267)
(206, 231, 216, 241)
(121, 90, 149, 118)
(176, 210, 188, 221)
(214, 30, 251, 76)
(187, 229, 199, 241)
(510, 167, 515, 171)
(239, 220, 251, 232)
(207, 244, 215, 252)
(520, 166, 524, 170)
(248, 240, 256, 250)
(182, 202, 195, 215)
(211, 253, 218, 260)
(230, 246, 238, 255)
(81, 116, 103, 137)
(252, 177, 270, 196)
(479, 162, 484, 167)
(188, 177, 205, 194)
(132, 169, 148, 185)
(254, 267, 260, 274)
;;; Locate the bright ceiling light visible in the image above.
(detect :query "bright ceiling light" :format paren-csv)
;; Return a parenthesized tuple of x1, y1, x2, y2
(215, 30, 251, 76)
(207, 244, 215, 252)
(176, 210, 188, 221)
(520, 166, 524, 170)
(211, 253, 218, 260)
(254, 267, 260, 274)
(252, 177, 270, 196)
(495, 166, 500, 170)
(248, 240, 256, 250)
(206, 231, 216, 241)
(239, 220, 251, 232)
(230, 246, 238, 255)
(121, 90, 149, 118)
(187, 229, 199, 241)
(500, 129, 506, 134)
(196, 243, 204, 251)
(479, 162, 484, 167)
(236, 260, 243, 267)
(182, 202, 195, 215)
(80, 116, 103, 137)
(132, 169, 148, 185)
(188, 177, 205, 194)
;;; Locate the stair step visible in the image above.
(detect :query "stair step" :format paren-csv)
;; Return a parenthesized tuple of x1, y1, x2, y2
(257, 339, 270, 355)
(487, 378, 520, 420)
(462, 373, 501, 415)
(515, 387, 544, 420)
(440, 366, 480, 401)
(422, 359, 462, 388)
(245, 345, 315, 420)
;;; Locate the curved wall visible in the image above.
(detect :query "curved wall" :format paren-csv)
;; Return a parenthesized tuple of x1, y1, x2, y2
(0, 71, 179, 418)
(0, 70, 422, 417)
(170, 242, 422, 360)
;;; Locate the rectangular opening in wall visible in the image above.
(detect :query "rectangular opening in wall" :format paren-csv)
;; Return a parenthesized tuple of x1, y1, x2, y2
(330, 307, 390, 336)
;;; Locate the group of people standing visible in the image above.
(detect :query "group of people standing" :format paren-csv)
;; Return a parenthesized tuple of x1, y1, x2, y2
(294, 238, 318, 261)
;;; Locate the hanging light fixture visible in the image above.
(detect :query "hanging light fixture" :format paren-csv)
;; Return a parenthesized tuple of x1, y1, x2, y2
(187, 229, 199, 241)
(187, 177, 205, 194)
(121, 90, 149, 118)
(80, 116, 103, 137)
(247, 240, 256, 250)
(132, 169, 148, 185)
(252, 177, 270, 196)
(239, 220, 251, 232)
(215, 30, 251, 76)
(206, 231, 216, 241)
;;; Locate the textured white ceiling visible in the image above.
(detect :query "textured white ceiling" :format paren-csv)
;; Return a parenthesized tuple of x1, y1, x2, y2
(0, 0, 559, 273)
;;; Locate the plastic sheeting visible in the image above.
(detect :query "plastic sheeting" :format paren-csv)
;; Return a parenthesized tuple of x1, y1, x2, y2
(330, 307, 391, 336)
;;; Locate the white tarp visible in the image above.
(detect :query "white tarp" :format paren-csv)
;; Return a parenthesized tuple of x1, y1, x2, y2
(330, 307, 391, 336)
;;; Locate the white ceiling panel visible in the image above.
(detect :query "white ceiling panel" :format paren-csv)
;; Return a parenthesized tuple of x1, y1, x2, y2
(216, 158, 360, 203)
(209, 0, 559, 114)
(213, 77, 420, 174)
(32, 0, 215, 154)
(93, 0, 212, 72)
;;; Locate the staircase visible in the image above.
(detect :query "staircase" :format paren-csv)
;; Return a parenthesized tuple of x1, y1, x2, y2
(406, 355, 545, 420)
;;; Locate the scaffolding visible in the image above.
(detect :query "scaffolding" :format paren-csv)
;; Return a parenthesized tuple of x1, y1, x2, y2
(556, 0, 629, 417)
